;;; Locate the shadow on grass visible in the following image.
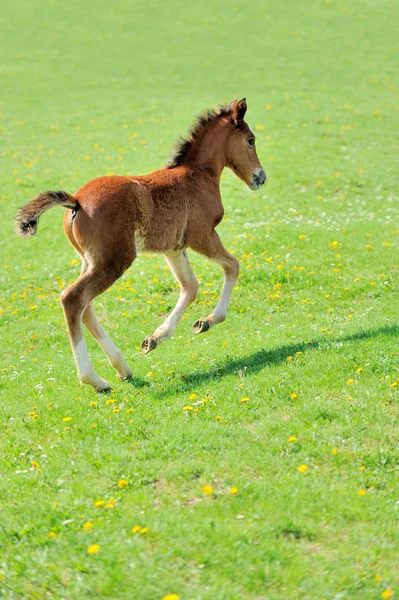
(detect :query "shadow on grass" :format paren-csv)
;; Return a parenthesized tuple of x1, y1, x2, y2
(156, 323, 399, 397)
(125, 376, 151, 389)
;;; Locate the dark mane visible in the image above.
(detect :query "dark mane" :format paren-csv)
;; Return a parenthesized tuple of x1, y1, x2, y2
(166, 105, 233, 169)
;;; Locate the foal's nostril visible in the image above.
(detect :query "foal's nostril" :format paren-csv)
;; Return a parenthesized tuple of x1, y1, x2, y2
(258, 170, 267, 185)
(253, 169, 266, 187)
(250, 168, 267, 190)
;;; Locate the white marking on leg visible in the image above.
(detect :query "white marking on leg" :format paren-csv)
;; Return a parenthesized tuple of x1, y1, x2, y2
(151, 251, 198, 344)
(83, 304, 132, 378)
(73, 339, 110, 391)
(213, 276, 236, 323)
(98, 333, 132, 378)
(203, 252, 239, 327)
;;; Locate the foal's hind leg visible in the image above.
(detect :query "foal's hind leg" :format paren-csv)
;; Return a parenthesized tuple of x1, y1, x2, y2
(61, 261, 133, 392)
(83, 303, 132, 379)
(141, 250, 198, 354)
(191, 230, 239, 334)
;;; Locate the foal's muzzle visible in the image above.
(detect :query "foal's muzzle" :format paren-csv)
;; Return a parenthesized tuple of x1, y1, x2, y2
(249, 168, 267, 190)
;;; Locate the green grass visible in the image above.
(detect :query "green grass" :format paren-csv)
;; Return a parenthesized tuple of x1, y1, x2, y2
(1, 0, 399, 598)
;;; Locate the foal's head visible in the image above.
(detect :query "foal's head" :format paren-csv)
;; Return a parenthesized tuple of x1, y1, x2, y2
(225, 98, 267, 191)
(167, 98, 267, 190)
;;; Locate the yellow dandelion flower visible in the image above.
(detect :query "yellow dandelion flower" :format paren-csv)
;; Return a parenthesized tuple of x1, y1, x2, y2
(240, 397, 249, 403)
(290, 393, 298, 399)
(229, 486, 238, 495)
(202, 484, 213, 495)
(357, 489, 366, 496)
(288, 436, 297, 442)
(163, 595, 180, 600)
(94, 500, 105, 507)
(105, 499, 116, 508)
(132, 525, 141, 533)
(117, 479, 128, 488)
(83, 522, 93, 532)
(347, 378, 354, 384)
(298, 464, 308, 473)
(183, 406, 193, 411)
(189, 393, 197, 400)
(87, 544, 100, 555)
(332, 448, 338, 455)
(62, 417, 71, 422)
(381, 590, 393, 599)
(49, 531, 57, 539)
(139, 527, 149, 535)
(89, 401, 97, 407)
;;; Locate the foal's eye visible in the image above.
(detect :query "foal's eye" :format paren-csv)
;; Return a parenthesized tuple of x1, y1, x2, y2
(247, 138, 255, 147)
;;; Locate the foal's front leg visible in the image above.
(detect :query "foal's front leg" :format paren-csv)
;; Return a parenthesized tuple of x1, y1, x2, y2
(191, 230, 239, 334)
(141, 250, 198, 354)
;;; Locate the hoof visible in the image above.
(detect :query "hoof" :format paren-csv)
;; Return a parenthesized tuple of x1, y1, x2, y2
(81, 373, 111, 393)
(192, 318, 210, 335)
(117, 368, 133, 381)
(117, 373, 133, 381)
(141, 335, 157, 354)
(96, 384, 112, 394)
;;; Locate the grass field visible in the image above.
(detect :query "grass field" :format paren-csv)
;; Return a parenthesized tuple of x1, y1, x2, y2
(1, 0, 399, 598)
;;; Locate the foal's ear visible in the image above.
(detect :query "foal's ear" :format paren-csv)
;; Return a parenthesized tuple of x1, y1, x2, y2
(229, 97, 247, 126)
(235, 98, 247, 121)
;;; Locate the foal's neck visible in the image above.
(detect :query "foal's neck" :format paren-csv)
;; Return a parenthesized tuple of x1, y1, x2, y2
(186, 123, 228, 179)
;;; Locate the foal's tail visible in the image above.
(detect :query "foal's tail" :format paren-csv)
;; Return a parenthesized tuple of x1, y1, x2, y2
(15, 190, 78, 237)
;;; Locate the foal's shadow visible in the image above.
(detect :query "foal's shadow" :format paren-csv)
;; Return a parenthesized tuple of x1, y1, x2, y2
(125, 375, 151, 389)
(155, 323, 399, 397)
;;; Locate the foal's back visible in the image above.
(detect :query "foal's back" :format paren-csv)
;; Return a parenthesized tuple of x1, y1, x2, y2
(66, 167, 219, 257)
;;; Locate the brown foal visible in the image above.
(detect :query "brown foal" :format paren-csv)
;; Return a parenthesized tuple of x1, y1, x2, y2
(15, 98, 266, 392)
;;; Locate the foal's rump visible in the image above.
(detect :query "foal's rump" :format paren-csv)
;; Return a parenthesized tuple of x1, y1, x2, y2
(65, 177, 139, 269)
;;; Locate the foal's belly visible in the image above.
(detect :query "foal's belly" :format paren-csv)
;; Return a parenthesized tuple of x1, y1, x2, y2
(136, 220, 187, 254)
